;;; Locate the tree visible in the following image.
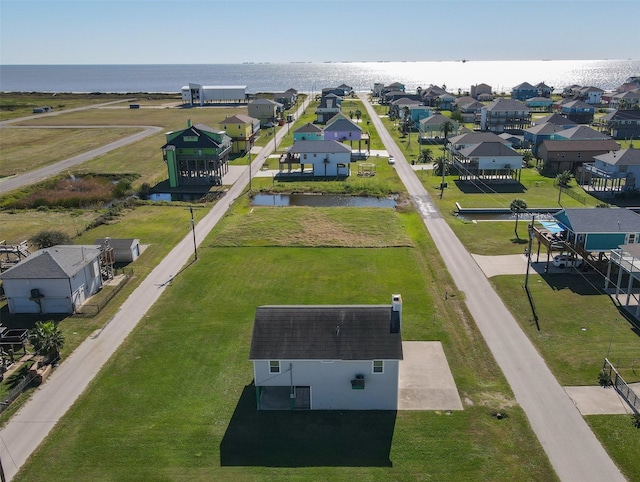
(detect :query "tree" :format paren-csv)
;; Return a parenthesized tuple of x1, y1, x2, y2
(522, 150, 534, 167)
(418, 149, 434, 164)
(440, 120, 455, 141)
(29, 320, 65, 363)
(450, 110, 463, 123)
(354, 109, 362, 123)
(348, 110, 354, 120)
(556, 170, 572, 187)
(30, 230, 72, 249)
(433, 156, 449, 176)
(510, 199, 528, 240)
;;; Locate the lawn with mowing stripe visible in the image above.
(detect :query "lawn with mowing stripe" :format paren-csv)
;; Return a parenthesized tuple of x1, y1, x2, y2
(15, 207, 555, 481)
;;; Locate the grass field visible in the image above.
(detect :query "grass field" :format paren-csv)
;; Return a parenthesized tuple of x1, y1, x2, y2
(3, 95, 639, 480)
(14, 205, 557, 481)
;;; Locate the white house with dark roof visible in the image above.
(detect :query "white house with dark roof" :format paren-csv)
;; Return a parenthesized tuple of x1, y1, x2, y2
(94, 238, 141, 263)
(0, 245, 103, 314)
(249, 295, 404, 410)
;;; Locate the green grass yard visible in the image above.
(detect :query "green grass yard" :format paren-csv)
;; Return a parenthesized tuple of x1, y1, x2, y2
(14, 206, 557, 481)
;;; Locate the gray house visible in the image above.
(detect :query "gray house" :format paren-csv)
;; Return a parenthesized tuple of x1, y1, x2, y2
(249, 295, 404, 410)
(0, 245, 103, 314)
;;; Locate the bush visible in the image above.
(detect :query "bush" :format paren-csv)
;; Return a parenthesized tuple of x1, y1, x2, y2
(30, 230, 72, 249)
(598, 370, 612, 387)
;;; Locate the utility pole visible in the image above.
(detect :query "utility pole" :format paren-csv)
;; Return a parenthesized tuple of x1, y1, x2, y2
(273, 124, 277, 153)
(248, 149, 252, 191)
(189, 205, 197, 261)
(440, 143, 447, 199)
(525, 216, 535, 290)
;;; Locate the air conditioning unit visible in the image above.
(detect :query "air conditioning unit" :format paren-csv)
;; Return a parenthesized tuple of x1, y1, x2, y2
(351, 374, 365, 390)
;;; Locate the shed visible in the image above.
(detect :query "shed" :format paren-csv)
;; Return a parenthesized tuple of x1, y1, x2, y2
(94, 238, 140, 263)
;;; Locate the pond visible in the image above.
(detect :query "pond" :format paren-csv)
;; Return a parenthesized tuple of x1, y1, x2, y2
(251, 194, 397, 208)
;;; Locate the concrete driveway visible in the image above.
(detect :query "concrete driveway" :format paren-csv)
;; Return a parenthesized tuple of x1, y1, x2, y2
(398, 341, 463, 411)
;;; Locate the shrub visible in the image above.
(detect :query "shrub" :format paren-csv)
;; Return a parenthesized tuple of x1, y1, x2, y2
(598, 370, 612, 387)
(30, 230, 72, 249)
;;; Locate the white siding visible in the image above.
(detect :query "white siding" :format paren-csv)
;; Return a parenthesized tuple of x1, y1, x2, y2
(254, 359, 399, 410)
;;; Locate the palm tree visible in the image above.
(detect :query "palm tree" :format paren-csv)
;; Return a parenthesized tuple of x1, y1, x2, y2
(433, 156, 448, 176)
(510, 199, 528, 240)
(419, 149, 434, 164)
(440, 120, 455, 141)
(354, 109, 362, 123)
(29, 320, 65, 363)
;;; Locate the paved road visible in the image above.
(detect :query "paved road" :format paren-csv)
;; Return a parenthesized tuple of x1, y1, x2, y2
(359, 94, 625, 482)
(0, 124, 163, 194)
(0, 98, 308, 481)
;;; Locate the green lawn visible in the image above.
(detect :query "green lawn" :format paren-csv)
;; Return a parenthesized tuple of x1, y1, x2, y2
(14, 206, 556, 481)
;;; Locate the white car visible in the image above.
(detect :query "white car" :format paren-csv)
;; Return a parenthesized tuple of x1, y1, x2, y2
(388, 156, 395, 165)
(552, 254, 582, 268)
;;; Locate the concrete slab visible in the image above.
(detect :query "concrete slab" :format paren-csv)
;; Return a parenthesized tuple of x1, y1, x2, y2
(398, 341, 463, 411)
(221, 165, 247, 185)
(472, 253, 593, 278)
(564, 386, 635, 415)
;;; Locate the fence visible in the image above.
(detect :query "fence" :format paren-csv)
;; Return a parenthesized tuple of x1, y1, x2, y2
(602, 358, 640, 414)
(555, 184, 587, 205)
(74, 269, 132, 317)
(0, 372, 36, 415)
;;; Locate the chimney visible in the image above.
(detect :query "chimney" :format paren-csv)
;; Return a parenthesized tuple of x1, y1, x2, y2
(390, 294, 402, 333)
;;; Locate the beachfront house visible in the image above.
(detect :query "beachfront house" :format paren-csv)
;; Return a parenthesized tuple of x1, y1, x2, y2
(470, 83, 492, 100)
(219, 114, 261, 155)
(249, 295, 404, 410)
(181, 84, 247, 106)
(161, 121, 232, 188)
(273, 88, 298, 109)
(0, 245, 103, 314)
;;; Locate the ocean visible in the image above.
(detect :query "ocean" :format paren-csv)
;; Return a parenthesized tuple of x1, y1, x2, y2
(0, 60, 638, 94)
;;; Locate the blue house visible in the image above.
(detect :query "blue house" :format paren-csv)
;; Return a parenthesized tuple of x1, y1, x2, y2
(293, 123, 323, 142)
(583, 149, 640, 196)
(553, 208, 640, 253)
(511, 82, 538, 101)
(560, 100, 595, 124)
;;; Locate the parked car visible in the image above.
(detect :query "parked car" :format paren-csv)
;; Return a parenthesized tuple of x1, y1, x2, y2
(388, 156, 395, 165)
(552, 254, 582, 268)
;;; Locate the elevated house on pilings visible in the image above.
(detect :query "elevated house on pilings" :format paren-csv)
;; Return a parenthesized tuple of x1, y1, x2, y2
(161, 121, 231, 189)
(453, 141, 523, 183)
(606, 244, 640, 318)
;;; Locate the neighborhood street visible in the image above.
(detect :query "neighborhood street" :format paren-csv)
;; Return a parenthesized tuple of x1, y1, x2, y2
(0, 98, 308, 481)
(359, 93, 625, 482)
(0, 93, 627, 481)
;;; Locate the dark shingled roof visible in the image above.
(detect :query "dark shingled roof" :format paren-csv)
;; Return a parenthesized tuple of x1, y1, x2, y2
(249, 305, 403, 361)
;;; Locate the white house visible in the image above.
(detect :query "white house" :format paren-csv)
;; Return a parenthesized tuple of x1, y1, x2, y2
(0, 245, 103, 314)
(181, 83, 247, 106)
(249, 295, 404, 410)
(283, 140, 352, 177)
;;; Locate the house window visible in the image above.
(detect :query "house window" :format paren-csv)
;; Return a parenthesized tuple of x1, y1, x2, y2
(373, 360, 384, 374)
(629, 234, 637, 244)
(269, 361, 280, 373)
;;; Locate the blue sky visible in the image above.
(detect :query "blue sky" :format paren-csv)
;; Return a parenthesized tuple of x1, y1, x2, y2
(1, 0, 638, 64)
